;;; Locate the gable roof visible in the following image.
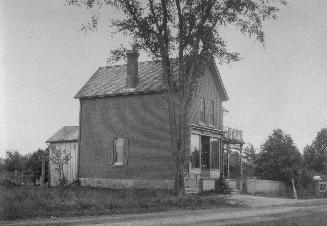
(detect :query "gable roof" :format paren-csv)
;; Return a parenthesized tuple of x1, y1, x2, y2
(75, 59, 228, 101)
(46, 126, 79, 143)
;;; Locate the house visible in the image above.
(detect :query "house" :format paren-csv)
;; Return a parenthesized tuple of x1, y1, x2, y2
(46, 126, 79, 186)
(75, 50, 243, 192)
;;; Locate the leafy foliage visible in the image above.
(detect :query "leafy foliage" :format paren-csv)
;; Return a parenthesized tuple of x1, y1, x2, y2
(215, 175, 232, 194)
(0, 157, 5, 172)
(26, 149, 49, 185)
(3, 150, 27, 172)
(49, 145, 72, 186)
(224, 150, 241, 179)
(255, 129, 303, 184)
(242, 143, 258, 178)
(303, 128, 327, 174)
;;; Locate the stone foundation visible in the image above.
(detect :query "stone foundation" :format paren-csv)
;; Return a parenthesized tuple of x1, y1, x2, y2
(80, 178, 174, 189)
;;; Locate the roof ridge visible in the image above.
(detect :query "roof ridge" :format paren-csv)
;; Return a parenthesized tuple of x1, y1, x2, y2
(100, 58, 178, 69)
(102, 59, 161, 69)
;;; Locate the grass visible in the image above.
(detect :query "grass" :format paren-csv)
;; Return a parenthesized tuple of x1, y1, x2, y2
(0, 185, 237, 220)
(230, 211, 327, 226)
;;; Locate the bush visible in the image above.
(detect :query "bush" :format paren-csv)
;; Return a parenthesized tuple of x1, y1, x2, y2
(215, 175, 231, 194)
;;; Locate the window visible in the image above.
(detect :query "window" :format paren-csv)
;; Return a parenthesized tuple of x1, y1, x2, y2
(208, 100, 214, 125)
(319, 182, 327, 192)
(109, 138, 128, 165)
(190, 134, 200, 168)
(210, 138, 218, 169)
(114, 138, 124, 164)
(199, 97, 205, 123)
(201, 136, 210, 169)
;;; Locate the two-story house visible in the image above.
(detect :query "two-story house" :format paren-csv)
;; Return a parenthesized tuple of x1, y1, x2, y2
(74, 50, 242, 192)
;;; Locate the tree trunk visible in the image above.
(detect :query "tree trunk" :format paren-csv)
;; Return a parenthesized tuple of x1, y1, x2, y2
(166, 91, 187, 197)
(291, 178, 298, 199)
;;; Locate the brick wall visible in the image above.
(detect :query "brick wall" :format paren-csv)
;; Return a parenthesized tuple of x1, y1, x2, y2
(79, 92, 175, 181)
(79, 65, 224, 186)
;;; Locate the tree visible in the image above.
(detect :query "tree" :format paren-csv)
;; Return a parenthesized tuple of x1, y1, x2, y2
(0, 157, 4, 173)
(68, 0, 286, 195)
(255, 129, 303, 185)
(49, 145, 71, 186)
(242, 143, 257, 178)
(3, 150, 27, 172)
(26, 149, 49, 185)
(223, 150, 240, 179)
(303, 128, 327, 174)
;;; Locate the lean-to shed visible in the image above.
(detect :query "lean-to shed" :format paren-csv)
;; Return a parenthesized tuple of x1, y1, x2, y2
(46, 126, 79, 185)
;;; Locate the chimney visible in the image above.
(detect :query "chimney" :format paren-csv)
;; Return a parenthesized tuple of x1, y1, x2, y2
(125, 50, 139, 89)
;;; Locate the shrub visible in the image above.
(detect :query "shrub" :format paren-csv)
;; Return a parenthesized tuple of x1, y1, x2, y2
(215, 175, 231, 194)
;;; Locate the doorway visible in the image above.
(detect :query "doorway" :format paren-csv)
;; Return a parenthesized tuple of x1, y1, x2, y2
(201, 136, 210, 169)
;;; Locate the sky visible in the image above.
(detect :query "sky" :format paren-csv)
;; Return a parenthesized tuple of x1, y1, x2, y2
(0, 0, 326, 157)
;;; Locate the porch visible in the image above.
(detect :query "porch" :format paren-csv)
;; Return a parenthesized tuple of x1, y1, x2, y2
(223, 127, 244, 192)
(185, 125, 244, 193)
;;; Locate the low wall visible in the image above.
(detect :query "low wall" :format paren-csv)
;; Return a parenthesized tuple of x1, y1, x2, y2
(80, 178, 174, 189)
(226, 179, 239, 190)
(244, 179, 286, 194)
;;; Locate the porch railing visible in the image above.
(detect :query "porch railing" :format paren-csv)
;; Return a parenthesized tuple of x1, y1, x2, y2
(224, 127, 243, 142)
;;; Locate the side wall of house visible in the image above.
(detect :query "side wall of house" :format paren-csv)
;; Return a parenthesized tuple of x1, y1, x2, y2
(189, 65, 223, 129)
(50, 141, 78, 186)
(186, 65, 225, 182)
(79, 93, 175, 189)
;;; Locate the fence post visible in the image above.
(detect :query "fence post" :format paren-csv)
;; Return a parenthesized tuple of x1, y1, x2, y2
(239, 143, 243, 192)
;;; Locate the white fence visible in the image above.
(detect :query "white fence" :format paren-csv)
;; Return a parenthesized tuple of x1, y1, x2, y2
(244, 179, 286, 194)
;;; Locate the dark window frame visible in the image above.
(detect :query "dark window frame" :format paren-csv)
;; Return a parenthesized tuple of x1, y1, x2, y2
(208, 99, 215, 126)
(199, 97, 206, 123)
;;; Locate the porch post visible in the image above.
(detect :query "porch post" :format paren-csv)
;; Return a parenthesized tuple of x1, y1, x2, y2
(227, 144, 230, 179)
(239, 143, 243, 192)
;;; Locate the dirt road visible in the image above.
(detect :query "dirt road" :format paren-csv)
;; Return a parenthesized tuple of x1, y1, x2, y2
(3, 195, 327, 226)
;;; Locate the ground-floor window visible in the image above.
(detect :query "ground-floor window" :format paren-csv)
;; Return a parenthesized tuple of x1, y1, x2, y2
(201, 136, 210, 169)
(210, 138, 219, 169)
(108, 138, 129, 165)
(190, 133, 222, 170)
(190, 134, 200, 168)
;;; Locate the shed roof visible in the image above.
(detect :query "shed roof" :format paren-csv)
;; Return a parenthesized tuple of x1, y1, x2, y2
(46, 126, 79, 143)
(75, 59, 228, 101)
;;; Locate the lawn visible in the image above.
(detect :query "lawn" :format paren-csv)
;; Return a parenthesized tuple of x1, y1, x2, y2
(0, 185, 237, 220)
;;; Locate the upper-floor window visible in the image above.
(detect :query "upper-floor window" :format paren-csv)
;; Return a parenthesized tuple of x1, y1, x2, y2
(200, 97, 205, 123)
(109, 138, 128, 165)
(208, 100, 214, 125)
